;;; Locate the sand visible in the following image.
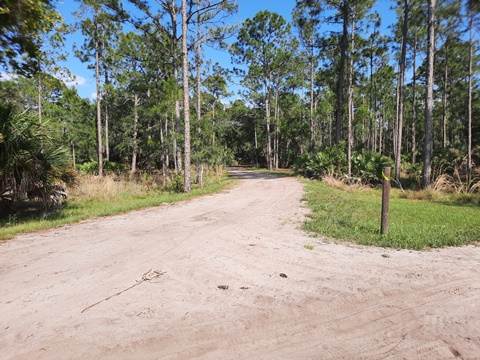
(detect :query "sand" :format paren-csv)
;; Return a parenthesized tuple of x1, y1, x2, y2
(1, 168, 479, 359)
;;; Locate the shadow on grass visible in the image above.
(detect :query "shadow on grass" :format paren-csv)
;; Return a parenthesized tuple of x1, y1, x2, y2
(0, 202, 82, 228)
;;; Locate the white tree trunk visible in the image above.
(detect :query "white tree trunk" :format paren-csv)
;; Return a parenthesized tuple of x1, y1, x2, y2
(347, 15, 355, 178)
(131, 93, 139, 174)
(95, 17, 103, 177)
(395, 0, 409, 182)
(468, 12, 473, 175)
(182, 0, 191, 192)
(422, 0, 436, 188)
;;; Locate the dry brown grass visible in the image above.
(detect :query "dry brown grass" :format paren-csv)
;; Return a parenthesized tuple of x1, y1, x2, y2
(432, 174, 458, 192)
(322, 173, 368, 192)
(432, 172, 480, 194)
(71, 175, 147, 202)
(396, 172, 480, 205)
(71, 167, 227, 202)
(469, 179, 480, 194)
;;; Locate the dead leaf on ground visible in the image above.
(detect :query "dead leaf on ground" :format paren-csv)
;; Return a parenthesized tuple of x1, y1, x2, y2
(142, 269, 164, 281)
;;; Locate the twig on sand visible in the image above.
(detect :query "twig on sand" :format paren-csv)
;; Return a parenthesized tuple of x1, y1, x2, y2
(81, 269, 164, 314)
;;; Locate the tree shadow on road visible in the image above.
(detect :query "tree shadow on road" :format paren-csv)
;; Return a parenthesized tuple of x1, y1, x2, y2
(227, 167, 293, 180)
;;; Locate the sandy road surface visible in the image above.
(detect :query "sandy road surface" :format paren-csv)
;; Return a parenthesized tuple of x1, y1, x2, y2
(0, 168, 479, 359)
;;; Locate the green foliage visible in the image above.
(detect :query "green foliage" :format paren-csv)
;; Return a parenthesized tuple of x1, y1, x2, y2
(76, 160, 128, 175)
(165, 172, 184, 193)
(303, 180, 480, 250)
(432, 146, 466, 177)
(0, 102, 75, 210)
(294, 142, 347, 178)
(351, 151, 394, 184)
(294, 143, 393, 184)
(0, 0, 62, 73)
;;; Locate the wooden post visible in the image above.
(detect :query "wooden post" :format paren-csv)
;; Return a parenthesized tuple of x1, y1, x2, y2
(381, 167, 391, 235)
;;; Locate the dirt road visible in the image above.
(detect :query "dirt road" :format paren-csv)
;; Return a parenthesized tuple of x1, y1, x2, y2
(1, 168, 479, 359)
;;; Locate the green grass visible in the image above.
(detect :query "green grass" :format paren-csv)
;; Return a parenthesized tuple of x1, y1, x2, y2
(303, 180, 480, 250)
(0, 173, 234, 242)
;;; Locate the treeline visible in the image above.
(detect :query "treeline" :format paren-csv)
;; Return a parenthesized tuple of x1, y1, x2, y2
(1, 0, 479, 195)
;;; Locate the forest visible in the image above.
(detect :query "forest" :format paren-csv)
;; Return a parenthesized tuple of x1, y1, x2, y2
(0, 0, 479, 212)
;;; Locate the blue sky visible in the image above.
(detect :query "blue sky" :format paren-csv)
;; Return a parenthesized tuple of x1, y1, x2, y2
(56, 0, 397, 100)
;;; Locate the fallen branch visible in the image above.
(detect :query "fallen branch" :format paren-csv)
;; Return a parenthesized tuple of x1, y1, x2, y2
(81, 269, 164, 314)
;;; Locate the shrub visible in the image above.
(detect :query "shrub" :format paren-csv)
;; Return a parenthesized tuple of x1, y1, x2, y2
(76, 160, 128, 175)
(294, 143, 393, 185)
(351, 151, 394, 185)
(0, 102, 75, 211)
(165, 172, 184, 193)
(294, 142, 347, 178)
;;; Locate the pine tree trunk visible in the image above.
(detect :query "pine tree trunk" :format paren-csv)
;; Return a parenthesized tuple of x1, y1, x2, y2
(335, 4, 348, 144)
(265, 82, 273, 170)
(423, 0, 436, 188)
(411, 32, 417, 164)
(212, 102, 216, 146)
(254, 121, 259, 167)
(196, 0, 202, 122)
(309, 52, 315, 152)
(395, 0, 409, 182)
(369, 52, 374, 151)
(71, 140, 76, 167)
(182, 0, 191, 192)
(38, 62, 42, 124)
(171, 1, 182, 174)
(104, 64, 110, 162)
(95, 20, 103, 177)
(347, 15, 355, 178)
(373, 81, 378, 152)
(160, 114, 167, 187)
(442, 43, 448, 148)
(131, 94, 139, 174)
(196, 0, 203, 187)
(274, 85, 279, 169)
(467, 12, 473, 175)
(379, 97, 384, 155)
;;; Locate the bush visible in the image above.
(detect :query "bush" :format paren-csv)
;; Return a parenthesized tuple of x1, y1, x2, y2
(165, 172, 184, 193)
(351, 151, 394, 185)
(294, 143, 393, 185)
(293, 142, 347, 178)
(76, 160, 128, 175)
(0, 102, 75, 211)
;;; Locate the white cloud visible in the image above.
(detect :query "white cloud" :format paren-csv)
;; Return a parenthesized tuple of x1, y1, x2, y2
(0, 72, 18, 80)
(65, 74, 86, 87)
(55, 72, 86, 87)
(90, 92, 97, 100)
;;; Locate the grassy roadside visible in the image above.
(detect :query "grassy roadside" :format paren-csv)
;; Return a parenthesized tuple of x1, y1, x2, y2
(303, 179, 480, 250)
(0, 172, 235, 242)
